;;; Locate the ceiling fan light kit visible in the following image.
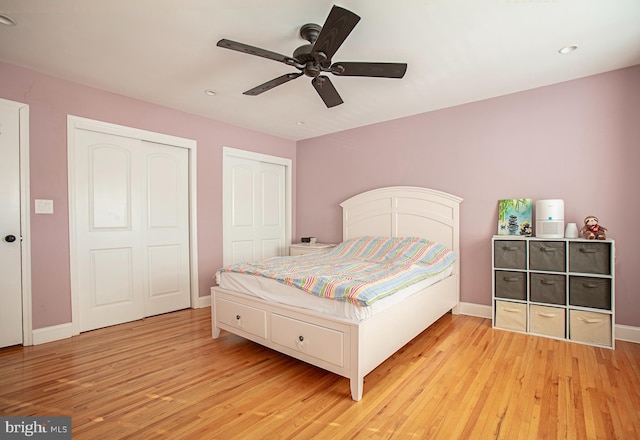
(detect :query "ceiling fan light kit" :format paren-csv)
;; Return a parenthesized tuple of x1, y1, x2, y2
(217, 5, 408, 108)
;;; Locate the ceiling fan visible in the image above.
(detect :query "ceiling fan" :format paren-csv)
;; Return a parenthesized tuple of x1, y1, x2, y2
(217, 5, 408, 108)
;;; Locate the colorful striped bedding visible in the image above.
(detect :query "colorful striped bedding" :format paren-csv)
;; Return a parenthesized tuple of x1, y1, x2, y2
(217, 236, 457, 307)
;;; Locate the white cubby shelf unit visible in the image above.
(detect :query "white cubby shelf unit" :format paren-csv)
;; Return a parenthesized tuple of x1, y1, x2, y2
(492, 236, 615, 349)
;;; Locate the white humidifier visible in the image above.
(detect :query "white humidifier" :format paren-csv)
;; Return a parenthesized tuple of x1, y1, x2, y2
(536, 199, 565, 238)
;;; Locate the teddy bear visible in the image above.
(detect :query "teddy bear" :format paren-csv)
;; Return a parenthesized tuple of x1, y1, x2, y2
(580, 215, 607, 240)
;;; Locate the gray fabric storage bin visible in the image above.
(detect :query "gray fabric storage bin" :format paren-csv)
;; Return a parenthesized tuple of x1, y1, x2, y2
(529, 241, 565, 272)
(494, 240, 526, 269)
(569, 276, 611, 310)
(495, 271, 527, 300)
(569, 242, 610, 275)
(530, 273, 566, 305)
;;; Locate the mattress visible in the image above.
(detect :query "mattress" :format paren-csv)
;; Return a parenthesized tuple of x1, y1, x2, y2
(216, 266, 453, 322)
(218, 236, 457, 307)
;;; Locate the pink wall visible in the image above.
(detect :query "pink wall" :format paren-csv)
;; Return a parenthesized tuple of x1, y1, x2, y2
(0, 62, 297, 330)
(2, 60, 638, 330)
(296, 65, 640, 327)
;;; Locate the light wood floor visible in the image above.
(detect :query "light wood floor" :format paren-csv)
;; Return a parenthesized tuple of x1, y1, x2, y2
(1, 308, 639, 439)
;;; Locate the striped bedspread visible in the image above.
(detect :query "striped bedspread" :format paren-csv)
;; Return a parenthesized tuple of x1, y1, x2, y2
(217, 236, 457, 307)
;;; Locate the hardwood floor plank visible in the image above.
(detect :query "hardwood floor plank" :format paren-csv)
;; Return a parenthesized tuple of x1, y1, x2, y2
(1, 308, 639, 439)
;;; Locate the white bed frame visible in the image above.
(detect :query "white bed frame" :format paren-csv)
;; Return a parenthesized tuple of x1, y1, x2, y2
(212, 186, 462, 401)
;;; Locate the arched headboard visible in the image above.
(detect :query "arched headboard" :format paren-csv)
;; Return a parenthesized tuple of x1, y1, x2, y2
(340, 186, 462, 256)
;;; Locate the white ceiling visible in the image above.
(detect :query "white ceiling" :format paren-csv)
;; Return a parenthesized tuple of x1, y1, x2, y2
(1, 0, 639, 141)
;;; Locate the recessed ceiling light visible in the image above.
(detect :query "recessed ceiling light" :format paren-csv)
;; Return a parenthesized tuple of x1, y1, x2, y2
(204, 89, 218, 96)
(296, 121, 305, 125)
(0, 14, 17, 26)
(559, 45, 578, 54)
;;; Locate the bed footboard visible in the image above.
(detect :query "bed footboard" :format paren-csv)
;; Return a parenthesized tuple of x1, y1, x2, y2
(211, 274, 457, 401)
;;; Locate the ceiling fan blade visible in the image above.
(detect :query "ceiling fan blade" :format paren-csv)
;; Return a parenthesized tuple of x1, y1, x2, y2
(312, 6, 360, 63)
(332, 62, 408, 78)
(217, 39, 297, 66)
(311, 75, 343, 108)
(243, 72, 303, 96)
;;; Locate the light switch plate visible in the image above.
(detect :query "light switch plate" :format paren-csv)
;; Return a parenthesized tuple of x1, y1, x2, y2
(35, 199, 54, 214)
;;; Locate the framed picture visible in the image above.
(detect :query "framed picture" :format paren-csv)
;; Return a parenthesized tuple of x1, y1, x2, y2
(498, 198, 532, 236)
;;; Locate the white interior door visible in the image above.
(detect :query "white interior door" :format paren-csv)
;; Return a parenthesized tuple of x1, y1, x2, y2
(223, 150, 288, 265)
(74, 129, 190, 332)
(142, 141, 191, 317)
(0, 100, 23, 347)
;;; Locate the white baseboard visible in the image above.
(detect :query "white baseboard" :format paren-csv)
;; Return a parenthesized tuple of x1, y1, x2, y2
(459, 302, 492, 319)
(197, 294, 211, 308)
(458, 302, 640, 344)
(615, 324, 640, 344)
(32, 323, 73, 345)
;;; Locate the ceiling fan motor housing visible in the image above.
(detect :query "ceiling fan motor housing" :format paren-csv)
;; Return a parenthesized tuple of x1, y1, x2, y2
(293, 44, 316, 64)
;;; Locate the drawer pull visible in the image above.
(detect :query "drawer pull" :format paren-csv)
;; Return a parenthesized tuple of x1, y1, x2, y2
(298, 335, 304, 342)
(503, 246, 519, 251)
(582, 283, 600, 289)
(541, 280, 557, 285)
(503, 277, 520, 282)
(536, 312, 557, 318)
(579, 248, 597, 254)
(236, 314, 241, 320)
(541, 247, 556, 252)
(577, 316, 605, 324)
(502, 307, 521, 313)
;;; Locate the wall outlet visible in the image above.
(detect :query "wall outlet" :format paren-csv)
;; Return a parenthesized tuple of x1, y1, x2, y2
(35, 199, 54, 214)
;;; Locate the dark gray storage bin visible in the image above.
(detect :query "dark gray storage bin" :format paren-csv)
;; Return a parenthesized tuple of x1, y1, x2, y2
(569, 276, 611, 310)
(494, 240, 527, 269)
(530, 273, 566, 305)
(495, 271, 527, 300)
(529, 241, 565, 272)
(569, 242, 610, 275)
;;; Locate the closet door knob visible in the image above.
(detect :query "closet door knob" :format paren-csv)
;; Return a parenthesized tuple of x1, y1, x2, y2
(4, 235, 17, 243)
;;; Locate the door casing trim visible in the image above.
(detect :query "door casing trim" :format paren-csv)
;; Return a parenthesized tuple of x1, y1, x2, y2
(19, 102, 32, 346)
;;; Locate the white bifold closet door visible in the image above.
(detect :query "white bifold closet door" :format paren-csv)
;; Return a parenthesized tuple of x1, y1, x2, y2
(74, 129, 191, 332)
(223, 154, 287, 265)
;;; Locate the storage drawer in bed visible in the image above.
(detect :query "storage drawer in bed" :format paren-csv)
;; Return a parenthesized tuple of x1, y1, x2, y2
(216, 298, 268, 339)
(271, 314, 345, 368)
